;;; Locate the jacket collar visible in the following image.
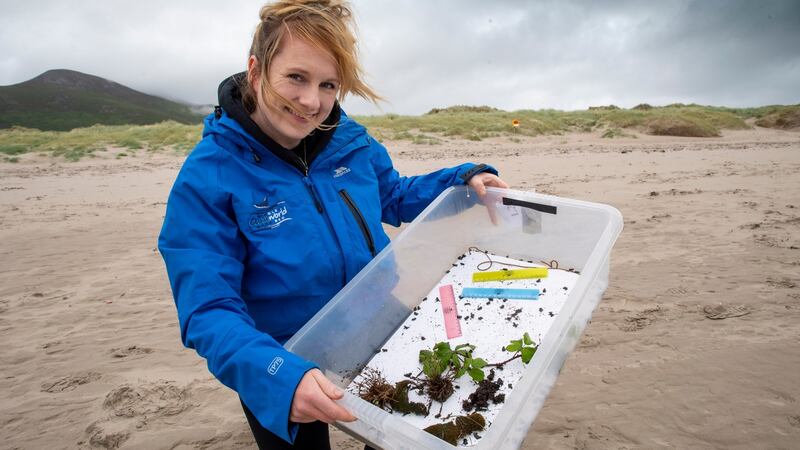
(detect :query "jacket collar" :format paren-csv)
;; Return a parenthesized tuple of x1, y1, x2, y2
(214, 72, 343, 172)
(203, 102, 369, 173)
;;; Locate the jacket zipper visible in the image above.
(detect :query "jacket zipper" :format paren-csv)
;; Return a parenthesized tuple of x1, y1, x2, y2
(303, 177, 324, 213)
(339, 189, 376, 257)
(294, 154, 322, 214)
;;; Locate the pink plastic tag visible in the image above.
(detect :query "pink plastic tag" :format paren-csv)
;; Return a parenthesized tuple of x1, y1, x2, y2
(439, 284, 462, 339)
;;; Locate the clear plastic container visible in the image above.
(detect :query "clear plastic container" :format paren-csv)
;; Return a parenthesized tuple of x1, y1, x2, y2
(286, 186, 623, 449)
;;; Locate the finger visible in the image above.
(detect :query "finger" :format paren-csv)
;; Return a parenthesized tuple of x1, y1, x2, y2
(312, 395, 357, 423)
(483, 174, 509, 189)
(290, 392, 355, 424)
(486, 197, 499, 225)
(469, 178, 487, 197)
(491, 177, 510, 189)
(311, 370, 344, 400)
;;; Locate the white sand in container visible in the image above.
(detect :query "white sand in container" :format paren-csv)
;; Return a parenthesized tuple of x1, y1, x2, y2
(347, 248, 580, 446)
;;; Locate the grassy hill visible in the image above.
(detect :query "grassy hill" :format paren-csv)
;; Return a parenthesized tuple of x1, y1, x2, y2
(354, 104, 800, 143)
(1, 102, 798, 162)
(0, 69, 204, 131)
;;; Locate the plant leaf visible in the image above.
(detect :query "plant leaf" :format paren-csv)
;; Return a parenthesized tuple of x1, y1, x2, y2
(523, 332, 533, 346)
(456, 367, 467, 378)
(506, 341, 522, 352)
(434, 342, 451, 352)
(419, 350, 433, 363)
(435, 344, 452, 361)
(455, 343, 475, 352)
(468, 368, 485, 382)
(471, 358, 487, 369)
(521, 346, 536, 364)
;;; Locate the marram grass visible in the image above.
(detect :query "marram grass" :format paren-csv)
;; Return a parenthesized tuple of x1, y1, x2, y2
(0, 121, 202, 161)
(1, 104, 797, 161)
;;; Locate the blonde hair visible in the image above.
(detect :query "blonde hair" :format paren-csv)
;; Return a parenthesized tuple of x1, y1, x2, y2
(242, 0, 381, 115)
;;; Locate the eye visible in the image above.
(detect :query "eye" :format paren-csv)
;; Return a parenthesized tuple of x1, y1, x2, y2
(287, 73, 304, 82)
(321, 81, 338, 91)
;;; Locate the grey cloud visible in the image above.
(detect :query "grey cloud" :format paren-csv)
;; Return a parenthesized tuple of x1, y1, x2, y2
(1, 0, 798, 114)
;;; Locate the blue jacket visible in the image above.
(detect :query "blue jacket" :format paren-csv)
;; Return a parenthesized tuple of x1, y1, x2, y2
(158, 109, 496, 443)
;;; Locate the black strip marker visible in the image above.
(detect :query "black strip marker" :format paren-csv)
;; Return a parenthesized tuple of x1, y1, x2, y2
(502, 197, 557, 215)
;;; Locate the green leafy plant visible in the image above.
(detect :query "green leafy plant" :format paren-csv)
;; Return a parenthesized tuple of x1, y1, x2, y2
(493, 332, 538, 366)
(359, 335, 539, 420)
(406, 342, 489, 404)
(484, 332, 539, 370)
(419, 342, 488, 382)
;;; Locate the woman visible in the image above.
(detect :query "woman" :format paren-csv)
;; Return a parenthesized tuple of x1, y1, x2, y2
(158, 1, 508, 448)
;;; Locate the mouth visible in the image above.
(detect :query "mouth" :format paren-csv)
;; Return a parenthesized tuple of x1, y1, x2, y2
(285, 106, 316, 123)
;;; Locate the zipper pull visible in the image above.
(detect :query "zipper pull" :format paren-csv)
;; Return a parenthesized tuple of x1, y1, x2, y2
(303, 177, 324, 213)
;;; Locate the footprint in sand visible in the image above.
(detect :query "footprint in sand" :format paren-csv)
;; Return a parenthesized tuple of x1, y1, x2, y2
(102, 381, 190, 418)
(109, 345, 153, 358)
(619, 306, 665, 331)
(665, 286, 690, 296)
(41, 372, 101, 393)
(766, 277, 798, 289)
(702, 304, 750, 320)
(80, 381, 192, 449)
(83, 422, 130, 450)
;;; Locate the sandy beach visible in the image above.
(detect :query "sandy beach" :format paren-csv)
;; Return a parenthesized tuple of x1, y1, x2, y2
(1, 127, 799, 449)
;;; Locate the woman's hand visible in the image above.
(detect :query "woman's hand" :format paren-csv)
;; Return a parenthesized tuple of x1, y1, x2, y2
(290, 369, 356, 424)
(468, 172, 510, 225)
(467, 172, 509, 198)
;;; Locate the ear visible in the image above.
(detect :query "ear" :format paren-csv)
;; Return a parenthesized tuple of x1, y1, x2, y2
(247, 55, 260, 87)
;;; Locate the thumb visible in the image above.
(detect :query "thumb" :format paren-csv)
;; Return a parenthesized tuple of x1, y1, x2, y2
(311, 370, 344, 400)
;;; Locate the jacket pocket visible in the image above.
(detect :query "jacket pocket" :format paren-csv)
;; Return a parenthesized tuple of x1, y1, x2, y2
(338, 189, 376, 257)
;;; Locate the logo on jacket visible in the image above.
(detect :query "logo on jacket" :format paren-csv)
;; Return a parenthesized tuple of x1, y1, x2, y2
(267, 356, 284, 375)
(253, 193, 271, 209)
(249, 201, 292, 231)
(333, 166, 351, 178)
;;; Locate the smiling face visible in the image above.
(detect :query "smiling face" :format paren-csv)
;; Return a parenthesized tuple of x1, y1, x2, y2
(248, 33, 340, 149)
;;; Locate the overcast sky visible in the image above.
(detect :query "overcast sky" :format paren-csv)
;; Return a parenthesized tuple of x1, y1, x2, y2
(1, 0, 798, 115)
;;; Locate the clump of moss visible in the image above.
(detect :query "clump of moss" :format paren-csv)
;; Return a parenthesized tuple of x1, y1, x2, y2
(390, 380, 428, 415)
(455, 412, 486, 435)
(424, 422, 461, 445)
(423, 413, 485, 445)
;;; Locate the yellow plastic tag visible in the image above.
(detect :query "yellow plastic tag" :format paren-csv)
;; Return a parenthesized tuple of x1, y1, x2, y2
(472, 267, 548, 282)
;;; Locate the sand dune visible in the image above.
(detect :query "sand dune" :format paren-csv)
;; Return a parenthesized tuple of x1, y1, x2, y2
(1, 127, 798, 449)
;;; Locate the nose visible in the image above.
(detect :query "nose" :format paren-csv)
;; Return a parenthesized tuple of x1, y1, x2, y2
(296, 85, 320, 114)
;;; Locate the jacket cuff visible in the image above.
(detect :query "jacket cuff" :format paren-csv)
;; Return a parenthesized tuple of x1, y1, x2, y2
(459, 163, 498, 184)
(239, 351, 318, 444)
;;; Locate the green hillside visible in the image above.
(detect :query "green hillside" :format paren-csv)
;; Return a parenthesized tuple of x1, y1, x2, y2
(354, 104, 800, 142)
(0, 69, 204, 131)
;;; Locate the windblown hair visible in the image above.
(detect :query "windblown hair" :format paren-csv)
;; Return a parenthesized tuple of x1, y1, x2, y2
(242, 0, 381, 115)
